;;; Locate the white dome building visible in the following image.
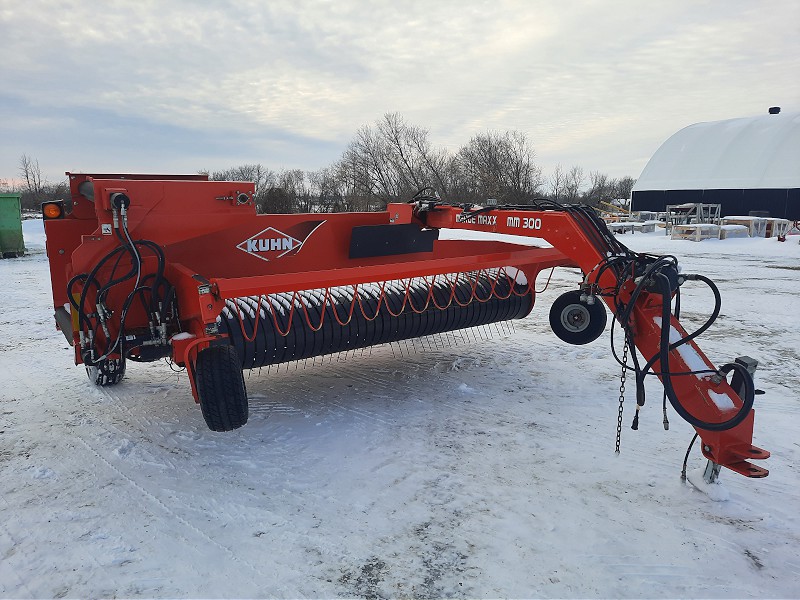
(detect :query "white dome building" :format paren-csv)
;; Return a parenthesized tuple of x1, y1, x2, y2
(631, 109, 800, 220)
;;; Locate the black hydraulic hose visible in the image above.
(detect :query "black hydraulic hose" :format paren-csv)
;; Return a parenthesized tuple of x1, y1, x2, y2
(75, 245, 131, 334)
(636, 272, 722, 386)
(95, 244, 134, 305)
(620, 259, 700, 419)
(160, 282, 178, 322)
(681, 433, 699, 480)
(579, 205, 630, 256)
(112, 222, 167, 315)
(576, 206, 629, 256)
(92, 241, 160, 339)
(100, 219, 148, 360)
(91, 247, 141, 358)
(137, 240, 166, 314)
(137, 274, 158, 314)
(86, 247, 131, 302)
(72, 231, 168, 361)
(592, 255, 637, 293)
(618, 255, 678, 329)
(654, 273, 755, 432)
(611, 257, 722, 384)
(135, 239, 167, 313)
(674, 275, 720, 347)
(96, 226, 148, 304)
(67, 273, 99, 311)
(95, 268, 136, 311)
(99, 282, 154, 359)
(570, 207, 622, 259)
(627, 327, 645, 410)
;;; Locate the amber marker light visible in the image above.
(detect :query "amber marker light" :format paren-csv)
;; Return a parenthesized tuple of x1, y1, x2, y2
(42, 202, 64, 220)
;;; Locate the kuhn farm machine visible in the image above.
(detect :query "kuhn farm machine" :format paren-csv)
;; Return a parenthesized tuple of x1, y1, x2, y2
(42, 173, 769, 482)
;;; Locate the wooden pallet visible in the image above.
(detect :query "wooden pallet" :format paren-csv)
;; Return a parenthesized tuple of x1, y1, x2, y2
(671, 224, 720, 241)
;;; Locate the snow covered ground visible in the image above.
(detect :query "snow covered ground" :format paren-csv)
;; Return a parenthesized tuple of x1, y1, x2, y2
(1, 220, 798, 598)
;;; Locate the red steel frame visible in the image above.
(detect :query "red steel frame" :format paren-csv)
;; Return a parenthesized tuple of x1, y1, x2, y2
(43, 174, 769, 478)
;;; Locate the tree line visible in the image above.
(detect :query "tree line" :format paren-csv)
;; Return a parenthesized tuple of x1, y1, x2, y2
(207, 113, 635, 213)
(8, 113, 635, 213)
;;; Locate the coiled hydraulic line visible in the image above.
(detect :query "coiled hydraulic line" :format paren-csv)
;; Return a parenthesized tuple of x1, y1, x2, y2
(450, 194, 756, 434)
(66, 212, 175, 367)
(606, 257, 754, 432)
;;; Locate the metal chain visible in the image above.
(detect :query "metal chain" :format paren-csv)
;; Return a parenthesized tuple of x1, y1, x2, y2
(615, 339, 629, 454)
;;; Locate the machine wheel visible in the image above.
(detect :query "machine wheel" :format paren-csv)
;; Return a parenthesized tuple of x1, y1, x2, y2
(86, 357, 126, 386)
(549, 290, 607, 345)
(195, 344, 249, 432)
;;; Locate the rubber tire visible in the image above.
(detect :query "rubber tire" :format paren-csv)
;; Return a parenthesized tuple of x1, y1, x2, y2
(86, 357, 126, 386)
(195, 344, 249, 432)
(549, 290, 607, 345)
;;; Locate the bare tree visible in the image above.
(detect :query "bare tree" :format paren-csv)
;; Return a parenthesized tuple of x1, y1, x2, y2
(377, 113, 423, 195)
(309, 167, 345, 212)
(581, 172, 636, 207)
(336, 113, 457, 209)
(457, 130, 542, 204)
(614, 176, 636, 200)
(19, 154, 44, 194)
(372, 112, 456, 200)
(585, 170, 610, 206)
(406, 124, 452, 200)
(548, 164, 565, 202)
(563, 165, 585, 202)
(342, 124, 395, 205)
(276, 169, 314, 213)
(334, 150, 373, 212)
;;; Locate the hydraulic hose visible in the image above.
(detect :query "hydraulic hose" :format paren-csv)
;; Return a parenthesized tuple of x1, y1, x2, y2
(69, 229, 169, 364)
(636, 272, 721, 385)
(674, 274, 720, 347)
(654, 272, 755, 432)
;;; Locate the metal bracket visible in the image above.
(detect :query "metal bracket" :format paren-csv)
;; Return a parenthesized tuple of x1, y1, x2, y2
(703, 460, 722, 484)
(731, 355, 758, 393)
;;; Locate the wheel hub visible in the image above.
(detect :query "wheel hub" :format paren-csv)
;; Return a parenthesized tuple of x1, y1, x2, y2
(561, 304, 590, 333)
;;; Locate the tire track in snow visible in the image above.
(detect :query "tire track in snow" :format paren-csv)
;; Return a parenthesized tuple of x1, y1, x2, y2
(0, 494, 36, 598)
(262, 381, 395, 427)
(67, 432, 297, 594)
(94, 382, 186, 471)
(4, 364, 185, 595)
(9, 361, 303, 596)
(577, 554, 732, 593)
(87, 384, 357, 587)
(84, 367, 421, 595)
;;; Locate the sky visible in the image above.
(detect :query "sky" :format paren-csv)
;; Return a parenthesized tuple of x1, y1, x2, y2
(1, 0, 798, 188)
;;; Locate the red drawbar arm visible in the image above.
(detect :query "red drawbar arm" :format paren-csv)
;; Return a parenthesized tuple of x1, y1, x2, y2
(418, 203, 769, 478)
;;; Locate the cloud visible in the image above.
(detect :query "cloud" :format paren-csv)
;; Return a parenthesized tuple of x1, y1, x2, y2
(1, 0, 798, 182)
